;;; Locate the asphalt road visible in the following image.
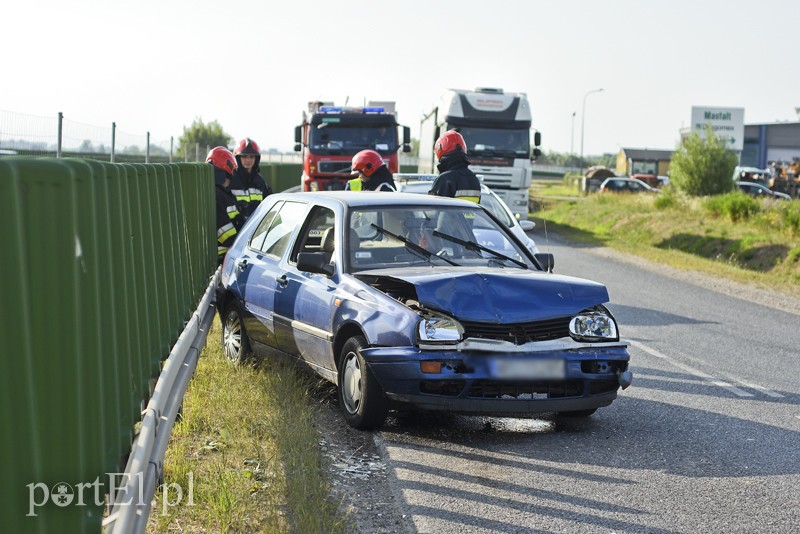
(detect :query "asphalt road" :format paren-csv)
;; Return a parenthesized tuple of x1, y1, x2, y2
(364, 232, 800, 534)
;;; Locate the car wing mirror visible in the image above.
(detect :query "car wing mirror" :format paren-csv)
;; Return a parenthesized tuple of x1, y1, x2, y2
(297, 252, 334, 276)
(534, 252, 554, 272)
(518, 220, 535, 232)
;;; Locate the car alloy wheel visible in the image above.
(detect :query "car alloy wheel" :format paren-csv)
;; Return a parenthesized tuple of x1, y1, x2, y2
(222, 305, 251, 364)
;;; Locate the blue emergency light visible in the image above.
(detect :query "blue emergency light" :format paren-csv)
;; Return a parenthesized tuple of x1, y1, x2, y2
(363, 107, 385, 113)
(320, 106, 342, 113)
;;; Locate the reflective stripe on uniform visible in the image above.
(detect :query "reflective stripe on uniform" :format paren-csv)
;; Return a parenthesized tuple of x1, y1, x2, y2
(231, 189, 249, 201)
(226, 205, 240, 220)
(347, 178, 362, 191)
(247, 188, 263, 201)
(455, 189, 481, 203)
(217, 222, 236, 242)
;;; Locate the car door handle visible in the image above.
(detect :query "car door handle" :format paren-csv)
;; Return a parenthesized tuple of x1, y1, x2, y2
(236, 259, 248, 270)
(276, 274, 288, 287)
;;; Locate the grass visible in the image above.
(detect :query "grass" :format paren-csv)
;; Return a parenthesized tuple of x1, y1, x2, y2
(148, 319, 347, 533)
(530, 181, 800, 300)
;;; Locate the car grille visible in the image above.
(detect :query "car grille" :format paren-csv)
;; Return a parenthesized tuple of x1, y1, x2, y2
(468, 380, 583, 399)
(318, 161, 352, 174)
(460, 316, 571, 344)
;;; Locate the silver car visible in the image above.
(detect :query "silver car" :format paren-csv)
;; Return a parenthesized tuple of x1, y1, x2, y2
(394, 173, 541, 255)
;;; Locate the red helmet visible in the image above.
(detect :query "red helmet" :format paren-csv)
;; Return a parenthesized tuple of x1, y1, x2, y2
(434, 130, 467, 159)
(206, 146, 237, 174)
(234, 137, 260, 157)
(351, 149, 384, 177)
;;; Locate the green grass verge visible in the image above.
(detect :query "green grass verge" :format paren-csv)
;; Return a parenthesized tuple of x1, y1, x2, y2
(531, 183, 800, 300)
(148, 318, 347, 533)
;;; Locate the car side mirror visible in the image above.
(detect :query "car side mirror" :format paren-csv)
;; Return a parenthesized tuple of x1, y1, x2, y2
(297, 252, 334, 276)
(519, 220, 535, 232)
(534, 252, 554, 272)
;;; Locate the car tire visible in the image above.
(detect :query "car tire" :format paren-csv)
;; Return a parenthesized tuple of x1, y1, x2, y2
(556, 408, 597, 418)
(338, 336, 388, 430)
(222, 303, 252, 364)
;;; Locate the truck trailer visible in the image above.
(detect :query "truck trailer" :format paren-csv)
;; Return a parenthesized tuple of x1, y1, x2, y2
(294, 101, 411, 191)
(418, 88, 541, 219)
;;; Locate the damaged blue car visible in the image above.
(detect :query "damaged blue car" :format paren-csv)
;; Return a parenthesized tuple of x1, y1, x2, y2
(217, 192, 632, 429)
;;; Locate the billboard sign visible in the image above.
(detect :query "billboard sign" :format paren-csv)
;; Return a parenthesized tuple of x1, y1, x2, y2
(691, 106, 744, 151)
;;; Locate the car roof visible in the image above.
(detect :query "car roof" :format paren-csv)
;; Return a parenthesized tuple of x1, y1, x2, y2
(267, 191, 477, 208)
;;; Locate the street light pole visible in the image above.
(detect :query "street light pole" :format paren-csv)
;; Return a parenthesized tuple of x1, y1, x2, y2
(580, 88, 604, 162)
(570, 111, 576, 155)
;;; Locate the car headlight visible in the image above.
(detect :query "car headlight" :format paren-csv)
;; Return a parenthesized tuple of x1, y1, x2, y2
(417, 316, 464, 344)
(569, 306, 619, 341)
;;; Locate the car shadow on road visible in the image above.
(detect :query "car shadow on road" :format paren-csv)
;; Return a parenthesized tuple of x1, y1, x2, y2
(607, 303, 717, 327)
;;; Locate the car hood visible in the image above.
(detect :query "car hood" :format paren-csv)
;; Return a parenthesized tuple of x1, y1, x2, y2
(354, 267, 609, 323)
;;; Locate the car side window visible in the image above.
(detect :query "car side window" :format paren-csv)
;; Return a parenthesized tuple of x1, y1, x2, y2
(255, 201, 307, 258)
(290, 206, 336, 263)
(249, 201, 283, 252)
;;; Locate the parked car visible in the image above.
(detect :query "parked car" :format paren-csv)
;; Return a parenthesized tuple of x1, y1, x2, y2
(217, 192, 632, 429)
(732, 166, 771, 186)
(393, 173, 541, 255)
(736, 181, 791, 201)
(599, 177, 660, 194)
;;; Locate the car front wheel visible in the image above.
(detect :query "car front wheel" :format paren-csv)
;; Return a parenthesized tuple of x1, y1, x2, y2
(338, 336, 388, 430)
(222, 304, 252, 364)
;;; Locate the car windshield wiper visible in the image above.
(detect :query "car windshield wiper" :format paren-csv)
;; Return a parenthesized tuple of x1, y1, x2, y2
(370, 223, 459, 266)
(433, 230, 527, 268)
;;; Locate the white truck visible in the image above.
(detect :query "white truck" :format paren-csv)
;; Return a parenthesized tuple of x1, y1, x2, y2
(418, 87, 541, 219)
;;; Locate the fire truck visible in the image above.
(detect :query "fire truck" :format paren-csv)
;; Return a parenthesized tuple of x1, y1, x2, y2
(294, 101, 411, 191)
(418, 88, 542, 219)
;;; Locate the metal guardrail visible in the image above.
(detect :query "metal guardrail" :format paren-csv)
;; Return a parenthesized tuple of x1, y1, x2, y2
(104, 268, 220, 533)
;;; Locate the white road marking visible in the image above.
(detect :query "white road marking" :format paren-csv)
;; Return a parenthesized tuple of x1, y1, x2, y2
(629, 340, 754, 397)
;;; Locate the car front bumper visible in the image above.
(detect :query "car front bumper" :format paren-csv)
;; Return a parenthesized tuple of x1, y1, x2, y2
(361, 344, 631, 414)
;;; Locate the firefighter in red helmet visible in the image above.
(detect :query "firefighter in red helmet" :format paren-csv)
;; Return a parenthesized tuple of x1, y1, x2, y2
(231, 137, 272, 219)
(207, 146, 244, 263)
(346, 149, 396, 191)
(429, 130, 481, 203)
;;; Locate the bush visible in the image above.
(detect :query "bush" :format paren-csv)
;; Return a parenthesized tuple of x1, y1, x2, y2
(703, 192, 760, 221)
(670, 125, 739, 196)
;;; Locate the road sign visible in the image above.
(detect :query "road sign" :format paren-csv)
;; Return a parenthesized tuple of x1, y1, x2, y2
(691, 106, 744, 151)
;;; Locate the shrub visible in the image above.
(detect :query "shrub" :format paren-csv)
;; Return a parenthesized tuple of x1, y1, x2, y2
(703, 192, 760, 222)
(670, 125, 739, 196)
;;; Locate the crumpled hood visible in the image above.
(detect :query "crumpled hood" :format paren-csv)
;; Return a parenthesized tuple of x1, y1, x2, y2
(361, 268, 609, 323)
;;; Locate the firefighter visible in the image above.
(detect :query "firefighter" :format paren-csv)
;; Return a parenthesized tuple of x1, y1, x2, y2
(346, 149, 396, 191)
(429, 130, 481, 203)
(207, 146, 244, 264)
(231, 137, 272, 219)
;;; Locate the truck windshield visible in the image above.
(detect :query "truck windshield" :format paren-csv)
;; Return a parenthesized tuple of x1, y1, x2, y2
(456, 127, 530, 157)
(309, 125, 398, 154)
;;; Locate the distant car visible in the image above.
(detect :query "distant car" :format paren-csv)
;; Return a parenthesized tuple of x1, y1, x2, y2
(736, 181, 791, 201)
(217, 192, 632, 429)
(733, 166, 771, 186)
(393, 173, 541, 255)
(599, 177, 660, 194)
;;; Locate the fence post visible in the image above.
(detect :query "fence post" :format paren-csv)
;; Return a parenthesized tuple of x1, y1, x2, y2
(111, 122, 116, 163)
(195, 143, 200, 162)
(57, 112, 63, 158)
(146, 132, 150, 163)
(170, 136, 174, 164)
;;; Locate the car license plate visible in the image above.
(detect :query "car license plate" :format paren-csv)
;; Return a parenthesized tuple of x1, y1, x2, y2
(491, 358, 565, 380)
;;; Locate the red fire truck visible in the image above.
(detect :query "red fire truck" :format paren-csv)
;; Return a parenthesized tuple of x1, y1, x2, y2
(294, 101, 411, 191)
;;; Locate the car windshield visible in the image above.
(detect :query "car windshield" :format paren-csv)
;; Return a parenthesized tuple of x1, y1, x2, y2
(455, 127, 530, 157)
(309, 124, 397, 153)
(347, 205, 534, 272)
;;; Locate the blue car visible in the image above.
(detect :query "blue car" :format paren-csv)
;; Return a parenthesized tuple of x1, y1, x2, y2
(217, 192, 632, 429)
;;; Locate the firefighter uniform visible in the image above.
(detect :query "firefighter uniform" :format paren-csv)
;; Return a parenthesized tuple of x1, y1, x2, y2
(430, 151, 481, 203)
(230, 169, 272, 219)
(216, 184, 243, 263)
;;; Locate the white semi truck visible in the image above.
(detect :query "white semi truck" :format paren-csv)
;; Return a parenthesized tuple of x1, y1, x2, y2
(418, 87, 541, 219)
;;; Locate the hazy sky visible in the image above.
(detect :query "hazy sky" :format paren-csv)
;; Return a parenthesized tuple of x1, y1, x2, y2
(4, 0, 798, 156)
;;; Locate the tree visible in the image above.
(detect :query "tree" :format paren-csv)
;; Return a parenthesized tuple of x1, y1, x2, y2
(669, 125, 738, 196)
(177, 118, 232, 160)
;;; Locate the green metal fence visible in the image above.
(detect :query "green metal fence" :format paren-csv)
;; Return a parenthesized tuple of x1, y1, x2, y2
(0, 159, 215, 533)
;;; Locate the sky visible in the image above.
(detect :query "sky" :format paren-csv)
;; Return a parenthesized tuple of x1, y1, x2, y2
(3, 0, 799, 156)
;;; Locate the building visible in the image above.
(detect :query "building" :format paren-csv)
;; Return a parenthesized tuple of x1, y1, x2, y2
(616, 148, 673, 177)
(741, 121, 800, 169)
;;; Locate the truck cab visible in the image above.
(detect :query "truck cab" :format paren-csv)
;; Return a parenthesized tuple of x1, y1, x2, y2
(295, 101, 411, 192)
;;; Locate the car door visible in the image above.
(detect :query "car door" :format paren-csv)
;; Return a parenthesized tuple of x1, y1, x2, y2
(239, 200, 308, 351)
(273, 206, 339, 373)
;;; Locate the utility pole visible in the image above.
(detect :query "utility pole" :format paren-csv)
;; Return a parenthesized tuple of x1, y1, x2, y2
(580, 88, 604, 161)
